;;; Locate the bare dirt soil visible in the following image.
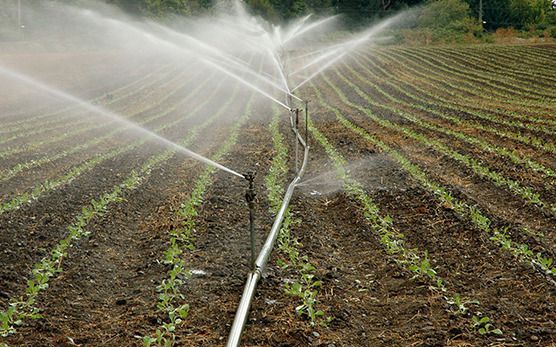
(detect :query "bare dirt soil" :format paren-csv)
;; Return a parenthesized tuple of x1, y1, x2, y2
(2, 44, 556, 346)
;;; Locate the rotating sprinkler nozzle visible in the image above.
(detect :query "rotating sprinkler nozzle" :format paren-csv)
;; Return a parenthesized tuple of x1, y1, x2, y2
(244, 171, 257, 270)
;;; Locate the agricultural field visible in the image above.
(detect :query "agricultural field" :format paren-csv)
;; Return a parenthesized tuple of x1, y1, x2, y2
(1, 42, 555, 347)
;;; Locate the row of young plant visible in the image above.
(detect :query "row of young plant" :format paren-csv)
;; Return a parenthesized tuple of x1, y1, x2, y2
(434, 48, 556, 87)
(0, 141, 182, 338)
(0, 63, 172, 134)
(313, 79, 556, 279)
(488, 47, 556, 73)
(0, 72, 226, 216)
(141, 55, 260, 345)
(0, 68, 188, 158)
(394, 48, 556, 106)
(0, 66, 183, 148)
(0, 69, 211, 184)
(0, 69, 242, 341)
(141, 82, 246, 347)
(511, 46, 556, 61)
(474, 47, 556, 79)
(1, 117, 94, 148)
(264, 106, 328, 326)
(307, 86, 502, 337)
(337, 61, 556, 180)
(326, 71, 556, 216)
(353, 53, 556, 156)
(499, 44, 556, 60)
(373, 50, 556, 132)
(374, 49, 556, 120)
(397, 48, 556, 112)
(413, 47, 556, 99)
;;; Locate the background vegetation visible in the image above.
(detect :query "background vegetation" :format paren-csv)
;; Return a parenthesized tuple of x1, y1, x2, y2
(3, 0, 556, 44)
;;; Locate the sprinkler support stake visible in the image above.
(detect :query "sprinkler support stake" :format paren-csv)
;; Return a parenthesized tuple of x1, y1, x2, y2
(244, 171, 257, 270)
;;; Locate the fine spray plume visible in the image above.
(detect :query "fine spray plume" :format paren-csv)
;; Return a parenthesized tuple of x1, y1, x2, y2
(0, 0, 415, 183)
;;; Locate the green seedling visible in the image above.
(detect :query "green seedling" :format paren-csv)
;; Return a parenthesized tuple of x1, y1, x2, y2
(472, 315, 503, 335)
(448, 294, 479, 315)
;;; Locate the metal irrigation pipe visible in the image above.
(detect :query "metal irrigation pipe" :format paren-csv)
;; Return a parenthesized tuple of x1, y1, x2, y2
(226, 105, 310, 347)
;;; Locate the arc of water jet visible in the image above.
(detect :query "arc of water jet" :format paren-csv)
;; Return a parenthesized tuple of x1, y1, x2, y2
(152, 24, 293, 104)
(202, 54, 299, 105)
(291, 51, 347, 93)
(287, 40, 352, 63)
(115, 21, 294, 111)
(0, 65, 245, 179)
(282, 15, 338, 45)
(152, 23, 254, 71)
(289, 46, 342, 77)
(266, 48, 290, 92)
(282, 14, 312, 44)
(289, 20, 400, 93)
(72, 13, 296, 112)
(199, 57, 291, 110)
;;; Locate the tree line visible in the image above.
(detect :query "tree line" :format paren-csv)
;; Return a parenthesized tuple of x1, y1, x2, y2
(107, 0, 555, 31)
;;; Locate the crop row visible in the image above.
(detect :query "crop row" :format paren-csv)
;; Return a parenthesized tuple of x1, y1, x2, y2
(338, 60, 555, 179)
(374, 49, 556, 120)
(0, 70, 242, 340)
(0, 67, 187, 158)
(0, 69, 210, 184)
(142, 55, 259, 346)
(143, 81, 248, 347)
(0, 71, 224, 215)
(353, 53, 556, 156)
(264, 106, 327, 326)
(393, 47, 556, 107)
(0, 137, 177, 338)
(325, 70, 556, 216)
(312, 77, 556, 279)
(0, 63, 172, 134)
(434, 47, 556, 87)
(463, 47, 556, 88)
(407, 47, 556, 99)
(374, 50, 556, 131)
(307, 85, 502, 336)
(493, 46, 556, 71)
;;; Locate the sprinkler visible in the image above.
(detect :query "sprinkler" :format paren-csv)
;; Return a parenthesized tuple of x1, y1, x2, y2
(244, 171, 257, 270)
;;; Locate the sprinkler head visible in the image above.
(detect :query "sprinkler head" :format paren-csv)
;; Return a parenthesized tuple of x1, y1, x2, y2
(244, 171, 256, 183)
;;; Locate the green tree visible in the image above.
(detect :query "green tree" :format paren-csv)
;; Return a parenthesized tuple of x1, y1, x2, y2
(246, 0, 278, 20)
(144, 0, 192, 16)
(418, 0, 471, 30)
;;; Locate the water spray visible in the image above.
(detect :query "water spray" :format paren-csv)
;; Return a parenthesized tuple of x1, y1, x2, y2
(0, 65, 246, 180)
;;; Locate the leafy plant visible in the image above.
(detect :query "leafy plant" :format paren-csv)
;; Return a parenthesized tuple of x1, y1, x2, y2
(409, 251, 437, 280)
(447, 294, 479, 315)
(472, 315, 503, 335)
